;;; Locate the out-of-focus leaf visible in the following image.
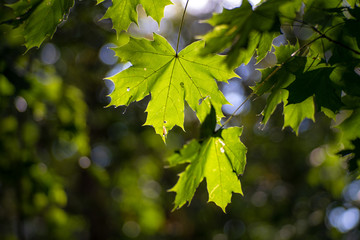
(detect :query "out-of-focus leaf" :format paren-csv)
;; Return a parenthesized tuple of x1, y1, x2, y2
(0, 75, 15, 96)
(331, 65, 360, 97)
(347, 0, 358, 8)
(253, 55, 305, 96)
(255, 55, 304, 126)
(8, 0, 74, 50)
(100, 0, 172, 35)
(283, 96, 315, 135)
(286, 67, 342, 113)
(303, 0, 344, 26)
(342, 95, 360, 109)
(338, 109, 360, 147)
(339, 138, 360, 175)
(201, 0, 301, 68)
(261, 89, 288, 125)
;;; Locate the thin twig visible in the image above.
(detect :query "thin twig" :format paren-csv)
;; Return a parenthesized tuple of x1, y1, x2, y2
(288, 18, 360, 55)
(175, 0, 190, 55)
(219, 93, 254, 130)
(310, 25, 360, 55)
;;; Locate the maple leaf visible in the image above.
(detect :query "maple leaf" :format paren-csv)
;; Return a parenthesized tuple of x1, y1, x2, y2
(168, 126, 247, 212)
(338, 110, 360, 174)
(260, 89, 315, 135)
(286, 67, 343, 113)
(7, 0, 74, 50)
(98, 0, 172, 35)
(201, 0, 301, 68)
(283, 96, 315, 134)
(253, 44, 316, 134)
(107, 34, 237, 140)
(339, 138, 360, 174)
(338, 110, 360, 148)
(303, 0, 345, 26)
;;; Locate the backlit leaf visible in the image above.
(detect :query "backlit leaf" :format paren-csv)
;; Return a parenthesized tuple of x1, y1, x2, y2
(107, 34, 237, 140)
(338, 110, 360, 148)
(261, 88, 288, 125)
(168, 126, 247, 212)
(286, 67, 343, 113)
(201, 0, 301, 68)
(303, 0, 344, 26)
(255, 47, 316, 132)
(8, 0, 74, 50)
(283, 96, 315, 135)
(100, 0, 172, 35)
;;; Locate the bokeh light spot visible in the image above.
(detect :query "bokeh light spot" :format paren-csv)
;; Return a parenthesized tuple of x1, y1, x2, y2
(213, 233, 227, 240)
(328, 206, 360, 233)
(91, 145, 112, 168)
(122, 221, 141, 238)
(251, 191, 268, 207)
(309, 147, 325, 167)
(180, 0, 213, 14)
(142, 180, 162, 199)
(344, 180, 360, 203)
(14, 96, 27, 112)
(278, 224, 296, 240)
(78, 156, 91, 169)
(222, 79, 250, 115)
(99, 43, 117, 65)
(223, 0, 242, 9)
(41, 43, 61, 65)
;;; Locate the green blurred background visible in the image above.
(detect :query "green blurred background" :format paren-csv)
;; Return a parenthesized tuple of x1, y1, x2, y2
(0, 0, 358, 239)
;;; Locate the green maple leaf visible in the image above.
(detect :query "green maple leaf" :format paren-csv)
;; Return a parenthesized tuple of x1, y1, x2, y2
(107, 34, 237, 140)
(98, 0, 172, 35)
(286, 67, 343, 113)
(201, 0, 301, 68)
(338, 110, 360, 175)
(8, 0, 74, 50)
(339, 138, 360, 175)
(254, 44, 315, 133)
(168, 127, 247, 212)
(260, 89, 315, 135)
(303, 0, 345, 27)
(338, 110, 360, 148)
(283, 96, 315, 134)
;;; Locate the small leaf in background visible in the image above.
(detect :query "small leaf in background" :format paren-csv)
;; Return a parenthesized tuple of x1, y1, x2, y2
(168, 126, 246, 212)
(252, 51, 305, 97)
(303, 0, 344, 26)
(107, 34, 237, 141)
(286, 67, 343, 114)
(7, 0, 74, 50)
(255, 49, 316, 133)
(338, 110, 360, 175)
(261, 88, 288, 125)
(99, 0, 172, 35)
(201, 0, 301, 68)
(283, 96, 315, 135)
(338, 110, 360, 148)
(339, 138, 360, 175)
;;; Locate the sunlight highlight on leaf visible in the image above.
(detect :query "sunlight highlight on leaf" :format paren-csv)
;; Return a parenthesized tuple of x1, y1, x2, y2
(107, 34, 237, 141)
(100, 0, 172, 35)
(168, 126, 247, 212)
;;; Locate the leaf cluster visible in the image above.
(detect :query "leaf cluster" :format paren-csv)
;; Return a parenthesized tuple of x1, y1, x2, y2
(2, 0, 360, 212)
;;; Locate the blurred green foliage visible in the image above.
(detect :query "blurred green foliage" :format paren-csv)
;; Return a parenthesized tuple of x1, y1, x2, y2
(1, 0, 360, 240)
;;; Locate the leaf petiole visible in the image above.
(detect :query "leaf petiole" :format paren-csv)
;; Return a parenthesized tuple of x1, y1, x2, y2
(175, 0, 190, 55)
